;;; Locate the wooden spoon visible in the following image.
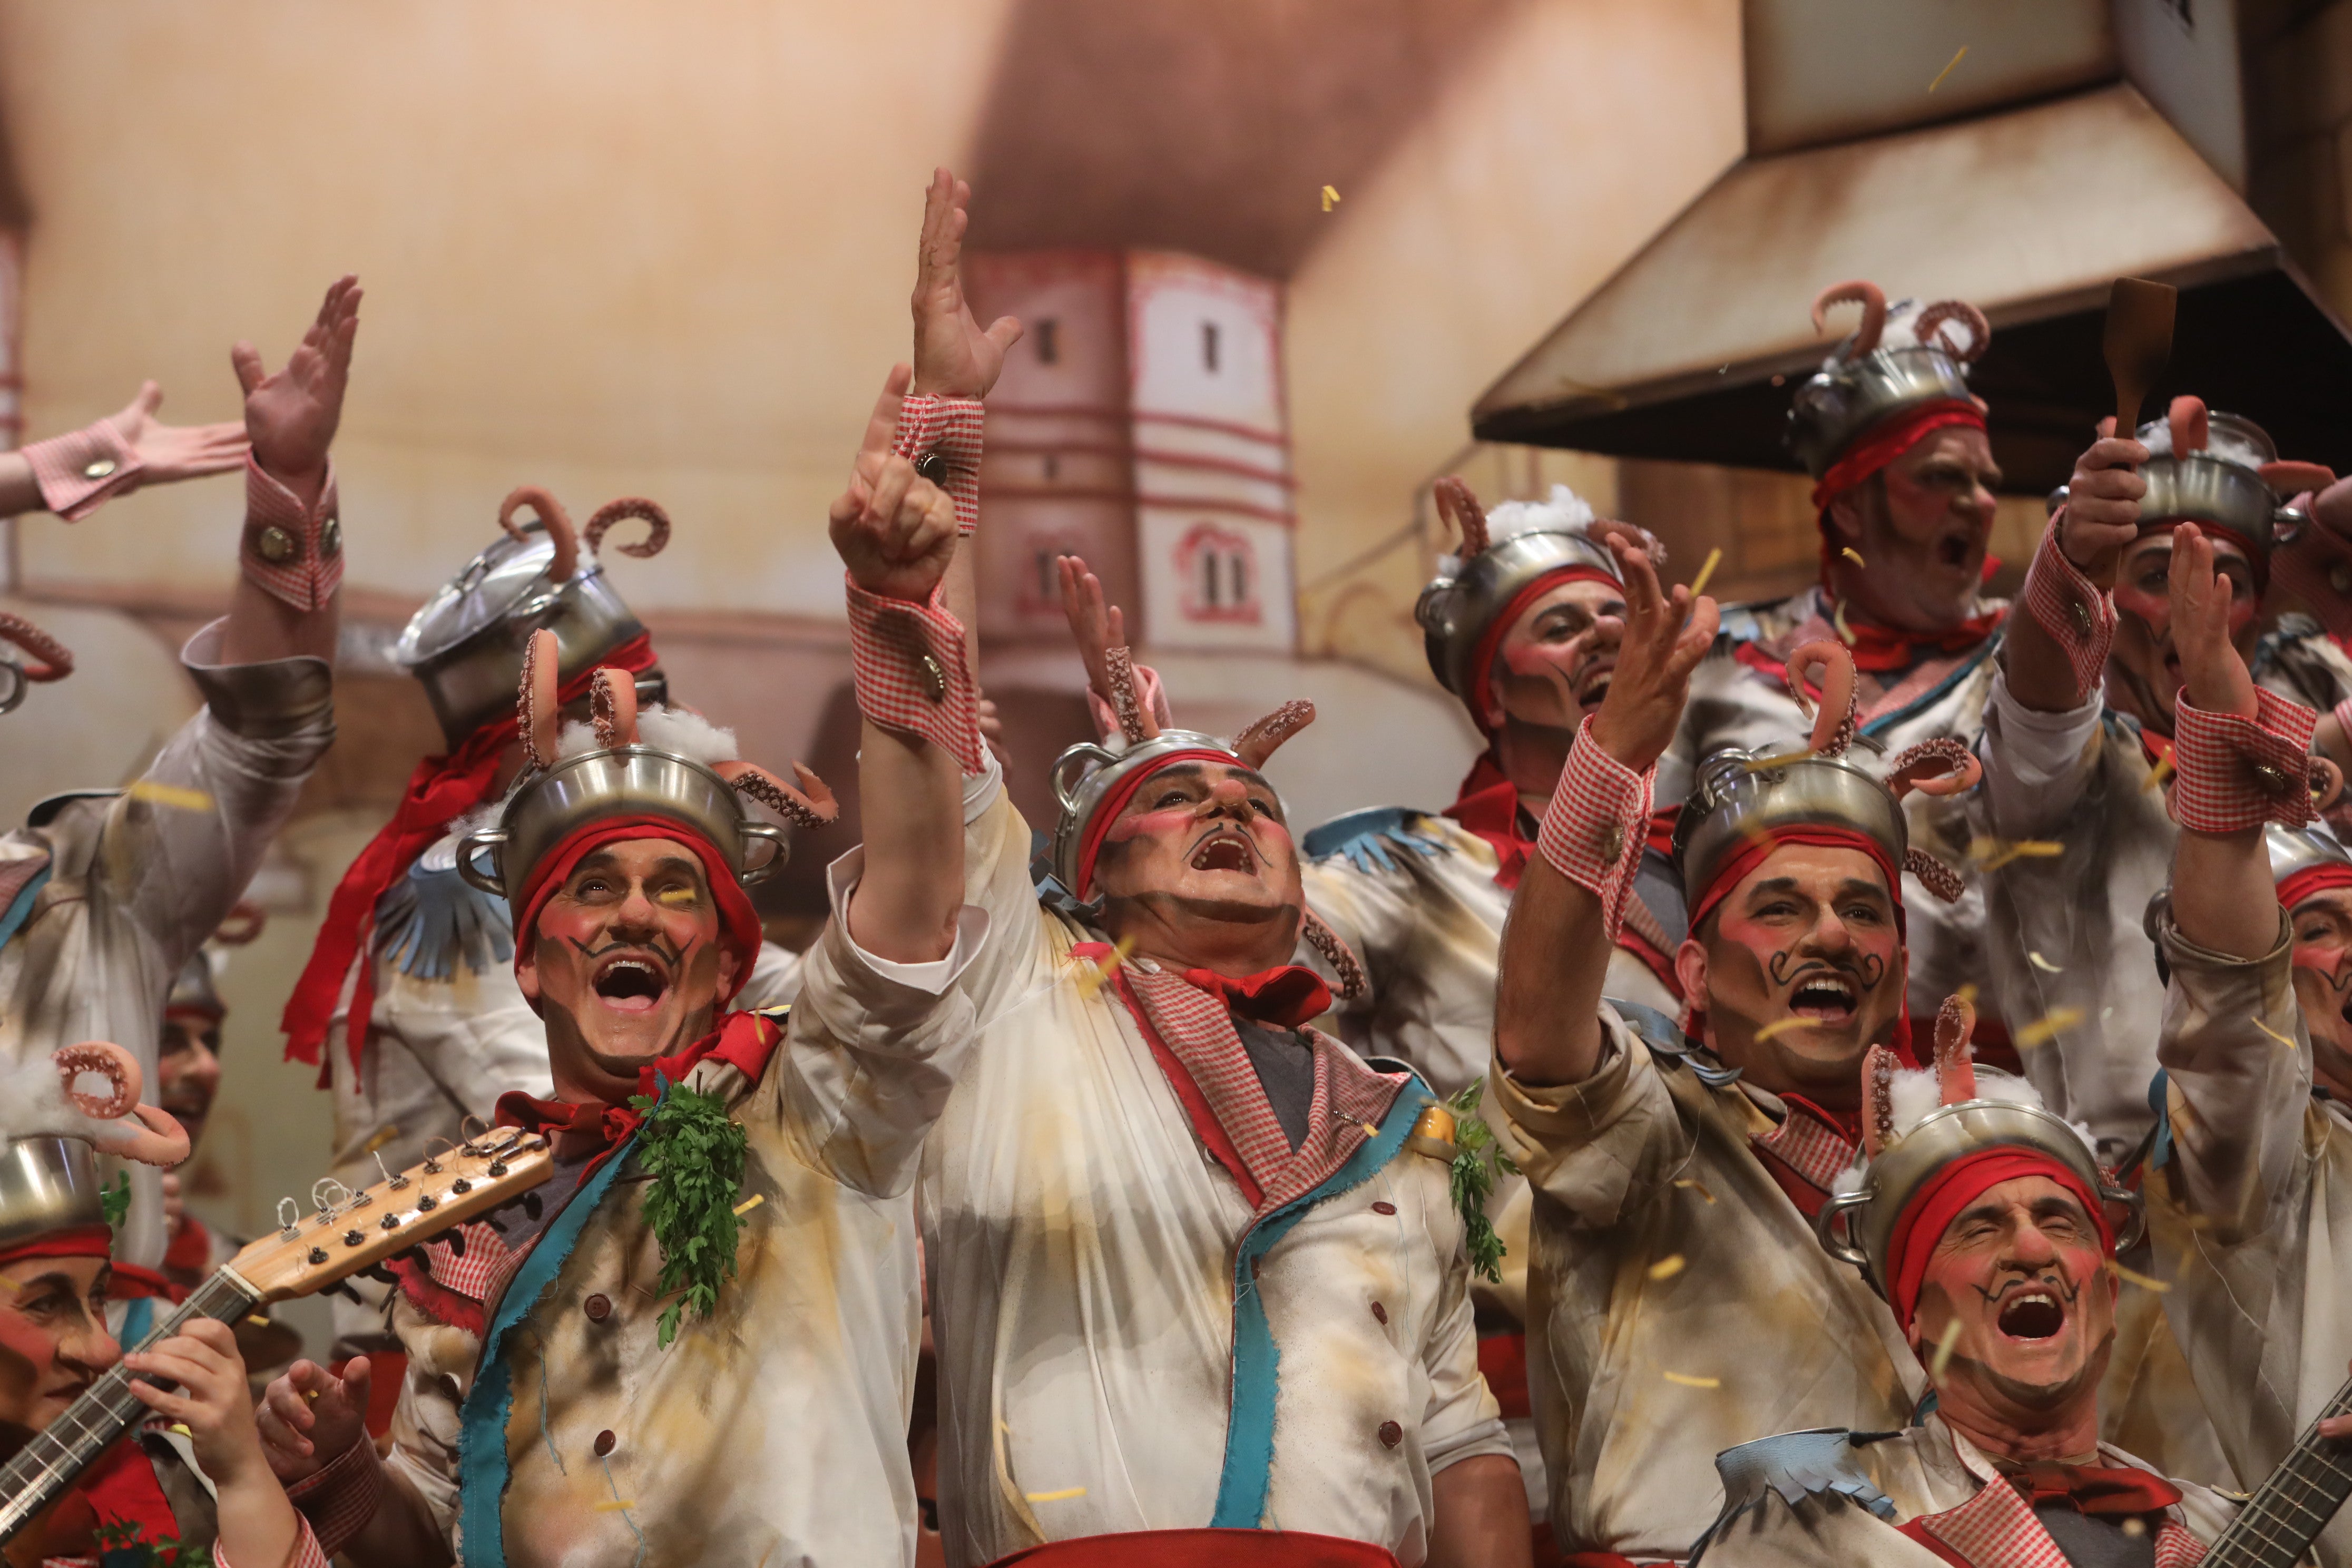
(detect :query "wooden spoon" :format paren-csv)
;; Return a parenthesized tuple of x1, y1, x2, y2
(2104, 277, 2177, 440)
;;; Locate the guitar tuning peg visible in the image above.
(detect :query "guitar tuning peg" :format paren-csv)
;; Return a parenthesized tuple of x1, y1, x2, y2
(276, 1197, 301, 1240)
(374, 1150, 410, 1191)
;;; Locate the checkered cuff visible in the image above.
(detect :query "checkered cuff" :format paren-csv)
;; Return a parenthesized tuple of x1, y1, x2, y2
(2023, 516, 2117, 703)
(2170, 686, 2321, 833)
(241, 456, 343, 611)
(1534, 717, 1654, 940)
(212, 1516, 329, 1568)
(846, 575, 984, 773)
(284, 1426, 384, 1556)
(23, 418, 141, 521)
(891, 394, 983, 536)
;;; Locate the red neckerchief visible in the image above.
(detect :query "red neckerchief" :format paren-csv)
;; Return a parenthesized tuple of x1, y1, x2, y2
(1179, 965, 1332, 1028)
(1996, 1462, 2183, 1518)
(2140, 726, 2176, 775)
(1443, 752, 1534, 889)
(493, 1008, 782, 1174)
(1738, 604, 2003, 683)
(280, 633, 658, 1074)
(161, 1215, 210, 1281)
(1749, 1094, 1863, 1221)
(42, 1437, 180, 1560)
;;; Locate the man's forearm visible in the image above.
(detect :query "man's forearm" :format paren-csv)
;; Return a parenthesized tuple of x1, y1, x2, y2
(2172, 826, 2277, 962)
(1426, 1453, 1533, 1568)
(847, 716, 965, 964)
(1495, 861, 1614, 1087)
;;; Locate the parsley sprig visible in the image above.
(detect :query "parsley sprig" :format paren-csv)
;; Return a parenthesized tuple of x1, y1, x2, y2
(628, 1079, 750, 1347)
(1445, 1080, 1518, 1284)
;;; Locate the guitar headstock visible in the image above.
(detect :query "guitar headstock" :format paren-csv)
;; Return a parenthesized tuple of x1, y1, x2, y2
(225, 1128, 558, 1302)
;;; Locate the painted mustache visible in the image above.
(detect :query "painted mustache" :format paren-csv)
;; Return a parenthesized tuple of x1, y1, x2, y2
(1768, 950, 1886, 992)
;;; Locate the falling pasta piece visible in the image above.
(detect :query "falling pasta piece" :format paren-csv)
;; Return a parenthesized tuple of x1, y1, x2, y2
(361, 1124, 403, 1155)
(1663, 1370, 1721, 1389)
(1841, 547, 1866, 567)
(596, 1500, 636, 1513)
(2027, 951, 2062, 974)
(1673, 1178, 1716, 1204)
(1026, 1486, 1089, 1503)
(126, 780, 214, 812)
(1927, 44, 1967, 92)
(1361, 1122, 1380, 1136)
(1071, 936, 1137, 999)
(2122, 1518, 2148, 1539)
(1752, 1016, 1810, 1042)
(1689, 547, 1723, 599)
(1954, 983, 1979, 1009)
(1929, 1318, 1964, 1378)
(732, 1193, 766, 1217)
(1742, 748, 1815, 775)
(2013, 1007, 2085, 1048)
(2107, 1260, 2171, 1293)
(247, 1312, 272, 1328)
(1320, 184, 1341, 212)
(1647, 1255, 1686, 1281)
(2252, 1017, 2298, 1052)
(2143, 755, 2173, 793)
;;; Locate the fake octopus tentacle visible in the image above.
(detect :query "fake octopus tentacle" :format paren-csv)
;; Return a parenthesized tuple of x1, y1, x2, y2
(1785, 640, 1859, 756)
(1434, 475, 1489, 558)
(1885, 738, 1982, 799)
(590, 667, 640, 749)
(1301, 906, 1368, 1003)
(1934, 994, 1978, 1105)
(0, 612, 72, 682)
(499, 485, 580, 584)
(105, 1104, 191, 1168)
(1233, 700, 1316, 770)
(1104, 646, 1160, 745)
(55, 1042, 140, 1120)
(1905, 847, 1967, 905)
(1860, 1044, 1899, 1160)
(519, 628, 561, 770)
(1910, 300, 1991, 364)
(2262, 460, 2338, 497)
(2168, 395, 2210, 457)
(717, 760, 839, 829)
(1811, 281, 1887, 359)
(1587, 516, 1665, 570)
(582, 497, 672, 561)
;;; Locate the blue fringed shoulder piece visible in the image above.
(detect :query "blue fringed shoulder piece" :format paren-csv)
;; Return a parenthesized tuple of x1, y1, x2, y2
(1612, 999, 1745, 1088)
(1686, 1428, 1896, 1565)
(1302, 807, 1447, 876)
(374, 837, 514, 983)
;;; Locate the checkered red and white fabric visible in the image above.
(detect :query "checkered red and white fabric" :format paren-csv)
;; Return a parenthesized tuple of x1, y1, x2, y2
(2169, 686, 2320, 834)
(1123, 965, 1409, 1214)
(284, 1427, 386, 1556)
(199, 1516, 330, 1568)
(1534, 717, 1654, 944)
(241, 455, 343, 612)
(845, 576, 985, 774)
(2334, 693, 2352, 750)
(2023, 517, 2118, 705)
(890, 393, 984, 536)
(413, 1218, 514, 1302)
(22, 417, 139, 522)
(1751, 1108, 1857, 1199)
(1909, 1465, 2206, 1567)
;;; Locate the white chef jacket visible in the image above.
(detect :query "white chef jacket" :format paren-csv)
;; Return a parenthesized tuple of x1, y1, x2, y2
(0, 620, 332, 1267)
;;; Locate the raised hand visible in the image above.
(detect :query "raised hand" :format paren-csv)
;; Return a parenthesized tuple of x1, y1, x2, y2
(2169, 526, 2257, 720)
(910, 168, 1023, 398)
(829, 365, 960, 602)
(1585, 538, 1718, 772)
(107, 381, 248, 488)
(1057, 554, 1125, 696)
(2060, 417, 2148, 583)
(256, 1355, 373, 1484)
(232, 275, 360, 495)
(124, 1318, 275, 1486)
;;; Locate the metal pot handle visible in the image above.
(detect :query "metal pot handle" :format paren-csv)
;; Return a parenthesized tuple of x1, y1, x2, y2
(1813, 1184, 1873, 1272)
(739, 822, 788, 886)
(2102, 1180, 2147, 1256)
(1051, 743, 1116, 816)
(456, 829, 508, 896)
(0, 660, 23, 719)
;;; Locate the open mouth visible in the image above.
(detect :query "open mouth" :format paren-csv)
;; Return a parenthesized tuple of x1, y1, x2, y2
(1786, 973, 1858, 1024)
(1996, 1289, 2066, 1340)
(1936, 530, 1976, 570)
(1575, 661, 1616, 707)
(1189, 832, 1258, 876)
(592, 952, 672, 1014)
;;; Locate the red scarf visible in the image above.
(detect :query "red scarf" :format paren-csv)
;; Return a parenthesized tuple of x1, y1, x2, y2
(492, 1007, 782, 1162)
(1832, 602, 2005, 674)
(281, 634, 659, 1072)
(1997, 1462, 2183, 1517)
(1443, 752, 1535, 889)
(1178, 965, 1332, 1029)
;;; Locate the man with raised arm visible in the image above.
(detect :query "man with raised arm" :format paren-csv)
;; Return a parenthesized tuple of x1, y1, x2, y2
(1487, 535, 1992, 1561)
(825, 178, 1521, 1568)
(1689, 539, 2352, 1566)
(0, 278, 358, 1277)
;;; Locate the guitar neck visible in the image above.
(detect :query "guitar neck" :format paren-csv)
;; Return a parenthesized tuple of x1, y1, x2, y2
(2206, 1374, 2352, 1568)
(0, 1269, 259, 1548)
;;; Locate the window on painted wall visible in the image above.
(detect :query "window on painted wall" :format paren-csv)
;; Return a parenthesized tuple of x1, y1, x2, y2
(1201, 321, 1220, 374)
(1035, 319, 1060, 365)
(1177, 522, 1260, 624)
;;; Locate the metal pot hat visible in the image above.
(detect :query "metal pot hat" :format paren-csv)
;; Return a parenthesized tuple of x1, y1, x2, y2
(1814, 995, 2138, 1316)
(395, 489, 672, 749)
(2129, 397, 2336, 579)
(0, 611, 72, 719)
(1786, 282, 1988, 480)
(458, 629, 837, 915)
(1415, 476, 1633, 716)
(0, 1045, 195, 1249)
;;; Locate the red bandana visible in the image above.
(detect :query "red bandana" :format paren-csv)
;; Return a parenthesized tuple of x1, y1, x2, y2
(2279, 861, 2352, 910)
(1829, 602, 2005, 674)
(1178, 965, 1332, 1029)
(493, 1007, 782, 1161)
(0, 1223, 112, 1271)
(282, 633, 659, 1072)
(1443, 753, 1534, 888)
(2000, 1463, 2184, 1518)
(1811, 400, 1987, 513)
(510, 815, 762, 1005)
(1073, 748, 1240, 900)
(1885, 1146, 2112, 1336)
(1461, 564, 1621, 735)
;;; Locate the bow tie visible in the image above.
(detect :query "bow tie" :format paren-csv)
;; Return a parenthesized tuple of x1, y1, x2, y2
(2001, 1462, 2183, 1518)
(1181, 965, 1332, 1029)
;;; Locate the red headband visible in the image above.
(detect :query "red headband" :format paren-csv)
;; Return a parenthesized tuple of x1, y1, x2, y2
(514, 816, 762, 1005)
(1073, 748, 1240, 900)
(2278, 861, 2352, 912)
(1810, 400, 1986, 513)
(1688, 825, 1906, 939)
(1462, 565, 1622, 733)
(1886, 1146, 2112, 1338)
(0, 1224, 113, 1272)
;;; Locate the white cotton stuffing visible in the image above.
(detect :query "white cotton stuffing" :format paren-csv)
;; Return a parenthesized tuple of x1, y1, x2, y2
(1830, 1063, 2096, 1194)
(554, 704, 741, 767)
(0, 1054, 143, 1150)
(1436, 483, 1605, 575)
